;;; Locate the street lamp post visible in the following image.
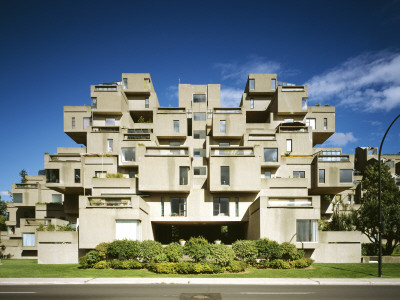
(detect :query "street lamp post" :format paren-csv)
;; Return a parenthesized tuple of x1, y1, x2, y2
(378, 113, 400, 277)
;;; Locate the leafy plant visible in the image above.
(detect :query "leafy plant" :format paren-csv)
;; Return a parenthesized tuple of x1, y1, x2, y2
(95, 242, 109, 260)
(183, 236, 211, 262)
(93, 260, 109, 269)
(280, 242, 303, 261)
(232, 240, 258, 263)
(107, 240, 142, 260)
(139, 240, 163, 262)
(163, 242, 183, 262)
(255, 238, 282, 260)
(85, 250, 101, 268)
(209, 243, 235, 266)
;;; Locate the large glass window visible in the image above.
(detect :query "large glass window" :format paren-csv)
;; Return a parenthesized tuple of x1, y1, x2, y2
(123, 78, 128, 90)
(107, 139, 113, 152)
(23, 233, 35, 247)
(221, 166, 229, 185)
(250, 98, 254, 109)
(83, 117, 92, 129)
(179, 166, 189, 185)
(145, 98, 149, 108)
(121, 147, 135, 162)
(193, 130, 206, 139)
(13, 193, 23, 203)
(105, 118, 115, 126)
(46, 169, 59, 183)
(115, 220, 140, 241)
(74, 169, 81, 183)
(319, 169, 325, 183)
(213, 198, 229, 216)
(193, 113, 206, 121)
(302, 97, 308, 109)
(323, 118, 327, 130)
(72, 117, 76, 129)
(293, 171, 305, 178)
(52, 194, 62, 203)
(193, 94, 206, 103)
(296, 220, 318, 242)
(173, 120, 179, 133)
(91, 97, 97, 109)
(286, 139, 292, 152)
(249, 79, 255, 90)
(171, 198, 186, 216)
(306, 118, 316, 130)
(271, 79, 276, 90)
(340, 169, 353, 183)
(264, 148, 278, 162)
(220, 120, 226, 133)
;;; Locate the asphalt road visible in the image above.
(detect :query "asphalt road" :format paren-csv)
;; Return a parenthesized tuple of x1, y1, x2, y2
(0, 284, 399, 300)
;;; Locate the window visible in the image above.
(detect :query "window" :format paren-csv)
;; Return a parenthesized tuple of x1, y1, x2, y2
(46, 169, 59, 183)
(171, 198, 186, 216)
(95, 171, 106, 178)
(161, 197, 164, 217)
(323, 118, 327, 130)
(23, 233, 35, 247)
(213, 198, 229, 216)
(385, 161, 394, 168)
(293, 171, 305, 178)
(179, 166, 189, 185)
(106, 139, 113, 152)
(219, 142, 230, 146)
(286, 139, 292, 152)
(193, 130, 206, 139)
(284, 118, 294, 123)
(123, 78, 128, 90)
(13, 193, 22, 203)
(115, 220, 140, 240)
(121, 147, 135, 162)
(193, 112, 206, 121)
(368, 148, 377, 155)
(221, 166, 229, 185)
(306, 118, 316, 130)
(83, 117, 92, 129)
(340, 169, 353, 183)
(235, 197, 239, 217)
(250, 98, 254, 109)
(302, 97, 308, 109)
(264, 171, 271, 178)
(173, 120, 179, 133)
(145, 98, 149, 108)
(74, 169, 81, 183)
(271, 79, 276, 90)
(194, 167, 206, 175)
(319, 169, 325, 183)
(170, 142, 180, 146)
(347, 194, 352, 204)
(264, 148, 278, 162)
(207, 109, 213, 119)
(52, 194, 62, 203)
(91, 97, 97, 109)
(296, 220, 318, 242)
(194, 149, 205, 157)
(128, 171, 136, 178)
(249, 79, 255, 90)
(72, 117, 76, 129)
(144, 78, 150, 90)
(220, 120, 226, 133)
(193, 94, 206, 103)
(105, 118, 115, 126)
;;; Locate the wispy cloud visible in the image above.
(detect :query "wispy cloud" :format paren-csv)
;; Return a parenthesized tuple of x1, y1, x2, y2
(325, 132, 358, 147)
(306, 51, 400, 112)
(1, 191, 9, 197)
(215, 55, 281, 84)
(220, 87, 243, 107)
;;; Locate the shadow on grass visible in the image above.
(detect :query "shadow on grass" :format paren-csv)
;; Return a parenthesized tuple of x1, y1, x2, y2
(318, 264, 377, 277)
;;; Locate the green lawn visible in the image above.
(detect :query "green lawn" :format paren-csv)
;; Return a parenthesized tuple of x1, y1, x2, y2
(1, 260, 400, 278)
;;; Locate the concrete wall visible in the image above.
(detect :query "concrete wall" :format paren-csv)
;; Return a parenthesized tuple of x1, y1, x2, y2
(37, 231, 79, 264)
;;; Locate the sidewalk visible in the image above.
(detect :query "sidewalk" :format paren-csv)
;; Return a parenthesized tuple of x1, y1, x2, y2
(1, 278, 400, 285)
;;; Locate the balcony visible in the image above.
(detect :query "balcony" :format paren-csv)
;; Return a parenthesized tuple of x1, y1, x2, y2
(87, 197, 132, 208)
(210, 147, 254, 156)
(277, 124, 308, 133)
(14, 183, 38, 189)
(262, 177, 309, 189)
(214, 108, 242, 114)
(94, 82, 119, 92)
(91, 126, 120, 133)
(145, 147, 189, 157)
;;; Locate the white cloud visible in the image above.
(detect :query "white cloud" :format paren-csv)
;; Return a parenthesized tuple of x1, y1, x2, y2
(220, 87, 243, 107)
(1, 191, 9, 197)
(325, 132, 358, 147)
(215, 55, 281, 84)
(306, 51, 400, 112)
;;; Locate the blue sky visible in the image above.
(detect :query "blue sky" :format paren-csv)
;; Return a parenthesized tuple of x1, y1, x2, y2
(1, 0, 400, 199)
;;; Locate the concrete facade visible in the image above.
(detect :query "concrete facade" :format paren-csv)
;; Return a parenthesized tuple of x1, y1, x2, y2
(1, 73, 366, 263)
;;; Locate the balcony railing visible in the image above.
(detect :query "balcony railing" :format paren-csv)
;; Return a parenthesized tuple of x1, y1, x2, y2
(211, 147, 254, 156)
(277, 81, 297, 87)
(214, 108, 241, 114)
(92, 126, 120, 133)
(278, 125, 308, 133)
(318, 155, 350, 162)
(127, 128, 153, 133)
(49, 155, 81, 162)
(146, 147, 189, 156)
(15, 184, 38, 189)
(88, 198, 131, 207)
(124, 134, 150, 140)
(157, 108, 186, 113)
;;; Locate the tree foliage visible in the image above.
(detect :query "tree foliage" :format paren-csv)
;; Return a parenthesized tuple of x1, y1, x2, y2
(0, 195, 7, 231)
(351, 161, 400, 255)
(19, 169, 28, 183)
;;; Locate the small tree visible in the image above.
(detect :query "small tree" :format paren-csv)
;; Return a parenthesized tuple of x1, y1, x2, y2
(19, 169, 28, 183)
(0, 195, 7, 231)
(351, 161, 400, 255)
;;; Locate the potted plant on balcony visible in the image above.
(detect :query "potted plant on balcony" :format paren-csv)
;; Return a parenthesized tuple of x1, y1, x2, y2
(179, 239, 186, 246)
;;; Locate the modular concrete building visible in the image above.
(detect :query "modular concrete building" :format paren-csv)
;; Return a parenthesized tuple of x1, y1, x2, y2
(1, 73, 363, 263)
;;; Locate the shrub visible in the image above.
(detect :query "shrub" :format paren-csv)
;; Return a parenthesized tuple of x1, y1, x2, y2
(269, 259, 292, 269)
(57, 224, 75, 231)
(192, 262, 213, 274)
(153, 253, 169, 263)
(255, 239, 282, 260)
(93, 260, 109, 269)
(95, 242, 109, 260)
(85, 250, 101, 268)
(176, 261, 193, 274)
(280, 242, 304, 261)
(210, 244, 235, 266)
(226, 260, 247, 273)
(183, 236, 210, 262)
(232, 240, 258, 263)
(154, 262, 178, 274)
(110, 259, 124, 269)
(362, 243, 379, 256)
(163, 242, 183, 262)
(139, 240, 163, 262)
(107, 240, 141, 260)
(209, 263, 224, 274)
(293, 258, 311, 268)
(256, 260, 270, 269)
(121, 259, 142, 269)
(78, 255, 89, 269)
(47, 224, 56, 231)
